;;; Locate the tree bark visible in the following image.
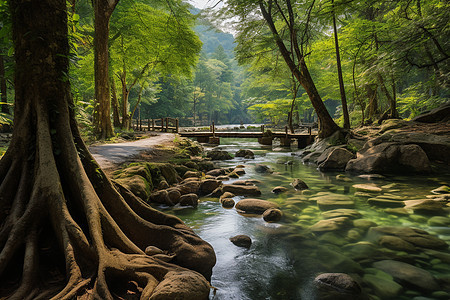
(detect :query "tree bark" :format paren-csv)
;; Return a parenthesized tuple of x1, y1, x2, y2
(366, 84, 378, 121)
(110, 76, 121, 127)
(0, 1, 215, 298)
(332, 0, 350, 129)
(0, 55, 7, 114)
(93, 0, 116, 139)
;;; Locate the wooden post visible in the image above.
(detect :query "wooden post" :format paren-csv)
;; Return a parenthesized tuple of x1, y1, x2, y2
(212, 121, 215, 137)
(165, 118, 169, 132)
(152, 119, 155, 131)
(139, 119, 142, 131)
(308, 126, 312, 136)
(261, 125, 264, 133)
(147, 119, 150, 131)
(285, 125, 288, 137)
(161, 117, 164, 131)
(175, 118, 179, 133)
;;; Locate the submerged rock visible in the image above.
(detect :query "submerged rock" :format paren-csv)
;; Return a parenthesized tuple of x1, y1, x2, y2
(291, 178, 309, 190)
(310, 193, 355, 211)
(263, 208, 283, 222)
(235, 149, 255, 159)
(314, 273, 365, 300)
(230, 235, 252, 248)
(321, 209, 362, 220)
(378, 235, 416, 252)
(254, 164, 272, 173)
(235, 199, 279, 215)
(310, 217, 352, 232)
(272, 186, 288, 194)
(206, 149, 232, 160)
(373, 260, 439, 291)
(363, 273, 403, 299)
(353, 184, 382, 193)
(222, 184, 262, 196)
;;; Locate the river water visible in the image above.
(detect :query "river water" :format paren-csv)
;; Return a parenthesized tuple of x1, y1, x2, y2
(160, 138, 450, 300)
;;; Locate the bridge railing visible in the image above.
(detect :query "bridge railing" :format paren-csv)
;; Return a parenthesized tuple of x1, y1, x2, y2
(132, 117, 179, 133)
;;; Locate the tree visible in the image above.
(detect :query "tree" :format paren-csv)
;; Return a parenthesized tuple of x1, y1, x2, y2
(222, 0, 341, 137)
(93, 0, 117, 139)
(0, 0, 215, 298)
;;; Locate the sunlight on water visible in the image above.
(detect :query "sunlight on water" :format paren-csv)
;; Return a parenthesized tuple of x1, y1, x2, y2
(160, 138, 450, 300)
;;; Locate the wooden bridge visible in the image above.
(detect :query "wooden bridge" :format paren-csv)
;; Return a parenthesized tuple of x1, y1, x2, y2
(132, 117, 179, 133)
(179, 124, 316, 148)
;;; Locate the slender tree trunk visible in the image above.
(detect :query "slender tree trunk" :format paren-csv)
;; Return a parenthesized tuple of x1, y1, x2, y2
(0, 54, 7, 114)
(121, 75, 130, 130)
(332, 0, 350, 129)
(110, 76, 121, 127)
(366, 84, 378, 121)
(93, 0, 117, 139)
(377, 73, 398, 118)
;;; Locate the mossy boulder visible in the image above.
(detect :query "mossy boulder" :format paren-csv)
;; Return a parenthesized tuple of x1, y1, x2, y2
(115, 175, 150, 201)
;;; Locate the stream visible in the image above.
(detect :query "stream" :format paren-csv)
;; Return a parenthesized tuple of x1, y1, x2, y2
(159, 138, 450, 300)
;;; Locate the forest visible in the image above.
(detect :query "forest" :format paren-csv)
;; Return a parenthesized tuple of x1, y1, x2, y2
(0, 0, 449, 299)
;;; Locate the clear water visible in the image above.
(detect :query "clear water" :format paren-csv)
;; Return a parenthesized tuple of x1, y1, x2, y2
(159, 138, 450, 300)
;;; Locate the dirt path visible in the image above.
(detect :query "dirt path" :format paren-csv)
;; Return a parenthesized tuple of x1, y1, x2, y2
(89, 132, 176, 170)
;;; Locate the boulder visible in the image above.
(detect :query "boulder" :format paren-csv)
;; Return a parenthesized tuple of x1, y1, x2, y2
(254, 164, 272, 173)
(321, 209, 362, 220)
(317, 247, 363, 274)
(353, 219, 377, 231)
(198, 179, 222, 195)
(367, 198, 405, 208)
(412, 103, 450, 123)
(206, 168, 226, 177)
(222, 184, 261, 196)
(291, 178, 309, 190)
(310, 217, 352, 232)
(233, 168, 246, 176)
(158, 180, 170, 189)
(263, 208, 283, 222)
(318, 148, 355, 171)
(183, 170, 200, 179)
(378, 235, 416, 252)
(229, 235, 252, 248)
(235, 199, 279, 214)
(220, 198, 235, 208)
(314, 273, 365, 300)
(177, 181, 201, 195)
(149, 190, 170, 205)
(235, 149, 255, 159)
(373, 260, 439, 291)
(158, 163, 181, 185)
(346, 142, 432, 174)
(206, 150, 232, 160)
(179, 193, 199, 207)
(167, 188, 181, 205)
(405, 199, 447, 215)
(363, 274, 403, 299)
(428, 216, 450, 227)
(219, 192, 234, 200)
(310, 193, 355, 211)
(115, 175, 150, 201)
(150, 270, 210, 300)
(272, 186, 288, 194)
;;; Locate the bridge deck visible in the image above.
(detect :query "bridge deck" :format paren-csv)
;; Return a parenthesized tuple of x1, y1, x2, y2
(179, 131, 316, 139)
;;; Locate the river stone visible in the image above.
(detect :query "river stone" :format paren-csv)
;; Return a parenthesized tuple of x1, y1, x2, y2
(158, 180, 170, 189)
(167, 188, 181, 205)
(198, 179, 222, 195)
(272, 186, 288, 194)
(291, 178, 309, 190)
(220, 198, 235, 208)
(150, 270, 210, 300)
(220, 192, 234, 200)
(318, 148, 355, 171)
(363, 274, 403, 299)
(263, 208, 283, 222)
(116, 175, 150, 201)
(428, 216, 450, 227)
(431, 185, 450, 194)
(353, 184, 382, 193)
(230, 235, 252, 248)
(353, 219, 377, 231)
(314, 273, 365, 300)
(318, 232, 347, 246)
(336, 174, 352, 182)
(310, 193, 355, 211)
(343, 241, 381, 261)
(176, 180, 201, 195)
(254, 164, 272, 173)
(321, 209, 362, 220)
(378, 235, 416, 252)
(235, 149, 255, 159)
(367, 198, 405, 208)
(368, 226, 448, 250)
(317, 247, 363, 273)
(179, 193, 198, 207)
(222, 184, 262, 196)
(205, 168, 226, 177)
(405, 199, 447, 215)
(384, 207, 410, 215)
(183, 170, 200, 179)
(149, 190, 170, 205)
(235, 199, 279, 215)
(231, 180, 247, 185)
(310, 217, 352, 232)
(233, 168, 246, 175)
(206, 149, 232, 160)
(373, 260, 439, 291)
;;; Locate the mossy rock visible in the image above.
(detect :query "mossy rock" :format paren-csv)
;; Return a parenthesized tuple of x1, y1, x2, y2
(115, 175, 151, 201)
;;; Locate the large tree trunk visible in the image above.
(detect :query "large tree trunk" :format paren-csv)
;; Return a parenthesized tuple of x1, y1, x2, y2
(0, 1, 215, 299)
(0, 54, 7, 114)
(93, 0, 115, 139)
(332, 0, 350, 129)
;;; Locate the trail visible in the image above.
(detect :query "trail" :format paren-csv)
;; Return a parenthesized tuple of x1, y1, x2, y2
(89, 132, 176, 169)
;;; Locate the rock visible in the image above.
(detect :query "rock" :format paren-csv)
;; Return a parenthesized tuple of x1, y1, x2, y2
(318, 148, 355, 171)
(206, 149, 232, 160)
(343, 241, 380, 261)
(353, 219, 377, 231)
(115, 175, 150, 201)
(177, 181, 200, 195)
(208, 187, 223, 198)
(404, 199, 447, 215)
(219, 192, 234, 200)
(196, 160, 215, 172)
(198, 179, 222, 195)
(384, 207, 410, 215)
(220, 198, 235, 208)
(310, 217, 352, 232)
(150, 270, 210, 300)
(310, 193, 355, 211)
(412, 103, 450, 123)
(230, 235, 252, 248)
(263, 208, 283, 222)
(158, 163, 181, 185)
(183, 170, 200, 179)
(235, 149, 255, 159)
(149, 190, 170, 205)
(378, 235, 416, 252)
(353, 184, 382, 193)
(317, 246, 363, 273)
(336, 174, 352, 182)
(358, 174, 385, 180)
(368, 226, 448, 250)
(314, 273, 365, 300)
(367, 198, 405, 208)
(428, 216, 450, 227)
(346, 142, 432, 174)
(321, 209, 362, 220)
(158, 180, 170, 189)
(145, 246, 164, 256)
(167, 188, 181, 205)
(272, 186, 288, 194)
(233, 168, 246, 175)
(235, 199, 279, 214)
(363, 274, 403, 299)
(222, 184, 261, 196)
(179, 193, 198, 207)
(373, 260, 439, 291)
(291, 178, 309, 190)
(206, 168, 226, 177)
(254, 164, 272, 173)
(432, 185, 450, 194)
(379, 119, 409, 133)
